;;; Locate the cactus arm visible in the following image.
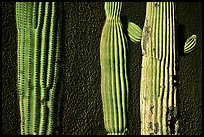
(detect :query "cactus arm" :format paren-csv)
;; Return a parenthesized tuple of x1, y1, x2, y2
(184, 35, 197, 54)
(127, 22, 142, 43)
(100, 2, 128, 135)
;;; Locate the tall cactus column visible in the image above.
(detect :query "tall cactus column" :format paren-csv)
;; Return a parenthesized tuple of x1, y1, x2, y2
(16, 2, 62, 135)
(140, 2, 178, 135)
(100, 2, 129, 135)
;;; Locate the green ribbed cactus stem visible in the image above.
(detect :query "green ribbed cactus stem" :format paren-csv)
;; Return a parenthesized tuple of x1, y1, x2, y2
(16, 2, 62, 135)
(140, 2, 178, 135)
(100, 2, 128, 135)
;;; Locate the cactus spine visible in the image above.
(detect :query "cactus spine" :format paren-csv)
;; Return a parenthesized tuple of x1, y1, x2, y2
(16, 2, 62, 135)
(100, 2, 129, 135)
(139, 2, 178, 135)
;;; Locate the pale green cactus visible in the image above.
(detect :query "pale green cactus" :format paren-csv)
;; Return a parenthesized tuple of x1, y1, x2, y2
(129, 2, 197, 135)
(100, 2, 135, 135)
(127, 22, 142, 43)
(16, 2, 62, 135)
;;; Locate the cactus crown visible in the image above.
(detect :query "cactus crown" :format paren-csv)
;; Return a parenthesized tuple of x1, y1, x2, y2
(104, 2, 122, 20)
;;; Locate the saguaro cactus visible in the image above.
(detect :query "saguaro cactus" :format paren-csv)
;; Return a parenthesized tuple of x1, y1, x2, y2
(16, 2, 62, 135)
(100, 2, 129, 135)
(139, 2, 178, 135)
(128, 2, 196, 135)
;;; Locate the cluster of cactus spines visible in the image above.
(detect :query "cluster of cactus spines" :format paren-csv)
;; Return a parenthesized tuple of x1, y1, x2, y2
(100, 2, 129, 135)
(16, 2, 62, 135)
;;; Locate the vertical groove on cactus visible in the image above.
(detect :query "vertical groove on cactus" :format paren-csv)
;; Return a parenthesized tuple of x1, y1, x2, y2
(163, 3, 169, 135)
(33, 2, 38, 29)
(16, 2, 61, 135)
(32, 2, 38, 134)
(46, 3, 57, 134)
(39, 2, 50, 135)
(157, 2, 163, 134)
(100, 2, 128, 135)
(33, 3, 43, 134)
(111, 20, 117, 133)
(160, 2, 166, 134)
(111, 21, 115, 132)
(140, 2, 178, 135)
(115, 21, 120, 133)
(155, 2, 160, 135)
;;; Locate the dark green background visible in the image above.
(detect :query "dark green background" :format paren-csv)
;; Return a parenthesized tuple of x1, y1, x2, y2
(2, 2, 202, 135)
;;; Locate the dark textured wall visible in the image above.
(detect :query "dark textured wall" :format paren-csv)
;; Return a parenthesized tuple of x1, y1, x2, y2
(2, 2, 202, 135)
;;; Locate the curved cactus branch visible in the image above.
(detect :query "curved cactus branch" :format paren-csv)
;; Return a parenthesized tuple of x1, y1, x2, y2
(184, 35, 197, 54)
(127, 22, 142, 43)
(100, 2, 129, 135)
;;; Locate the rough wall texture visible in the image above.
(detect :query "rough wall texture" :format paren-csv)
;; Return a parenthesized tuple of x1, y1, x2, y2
(2, 2, 202, 135)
